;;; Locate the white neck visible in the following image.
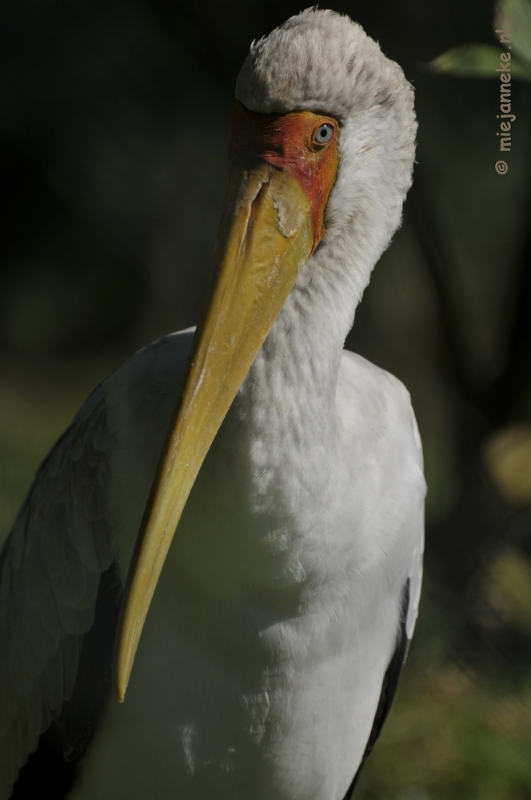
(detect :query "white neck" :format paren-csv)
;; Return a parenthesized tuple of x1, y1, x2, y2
(211, 161, 402, 532)
(221, 205, 388, 512)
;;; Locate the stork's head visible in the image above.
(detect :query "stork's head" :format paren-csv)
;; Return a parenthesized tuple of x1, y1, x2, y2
(115, 10, 416, 701)
(236, 9, 416, 263)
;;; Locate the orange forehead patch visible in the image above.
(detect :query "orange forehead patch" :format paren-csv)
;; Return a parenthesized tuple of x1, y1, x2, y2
(230, 102, 340, 250)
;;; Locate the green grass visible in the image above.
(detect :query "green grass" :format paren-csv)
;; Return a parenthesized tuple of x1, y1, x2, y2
(358, 658, 531, 799)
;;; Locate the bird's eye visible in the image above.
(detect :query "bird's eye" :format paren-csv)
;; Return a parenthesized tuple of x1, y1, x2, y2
(313, 123, 335, 147)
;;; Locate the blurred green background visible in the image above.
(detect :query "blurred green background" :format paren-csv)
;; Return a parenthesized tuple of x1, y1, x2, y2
(1, 0, 531, 797)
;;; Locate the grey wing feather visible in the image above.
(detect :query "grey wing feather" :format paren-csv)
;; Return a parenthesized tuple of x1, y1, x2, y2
(0, 387, 115, 799)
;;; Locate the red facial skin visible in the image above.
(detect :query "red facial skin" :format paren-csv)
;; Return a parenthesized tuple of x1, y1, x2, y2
(230, 102, 340, 252)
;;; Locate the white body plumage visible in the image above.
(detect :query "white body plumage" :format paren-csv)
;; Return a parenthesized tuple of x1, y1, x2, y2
(69, 321, 423, 800)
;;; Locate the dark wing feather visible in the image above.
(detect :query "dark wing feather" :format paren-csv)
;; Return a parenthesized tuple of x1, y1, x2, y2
(342, 579, 411, 800)
(10, 564, 122, 799)
(0, 387, 118, 799)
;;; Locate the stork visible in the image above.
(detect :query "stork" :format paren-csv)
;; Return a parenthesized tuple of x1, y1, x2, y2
(0, 9, 425, 800)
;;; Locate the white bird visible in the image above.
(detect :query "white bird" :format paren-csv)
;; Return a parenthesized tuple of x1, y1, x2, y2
(0, 9, 425, 800)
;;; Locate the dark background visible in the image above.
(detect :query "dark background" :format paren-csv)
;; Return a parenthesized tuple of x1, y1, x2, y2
(1, 1, 531, 797)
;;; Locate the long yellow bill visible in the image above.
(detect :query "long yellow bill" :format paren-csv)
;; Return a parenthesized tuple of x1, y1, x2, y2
(114, 104, 339, 701)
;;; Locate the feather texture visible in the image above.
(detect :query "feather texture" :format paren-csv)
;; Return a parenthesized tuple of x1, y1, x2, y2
(0, 388, 114, 799)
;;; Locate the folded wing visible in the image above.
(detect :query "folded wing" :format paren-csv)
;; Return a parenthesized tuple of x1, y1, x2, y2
(0, 387, 117, 799)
